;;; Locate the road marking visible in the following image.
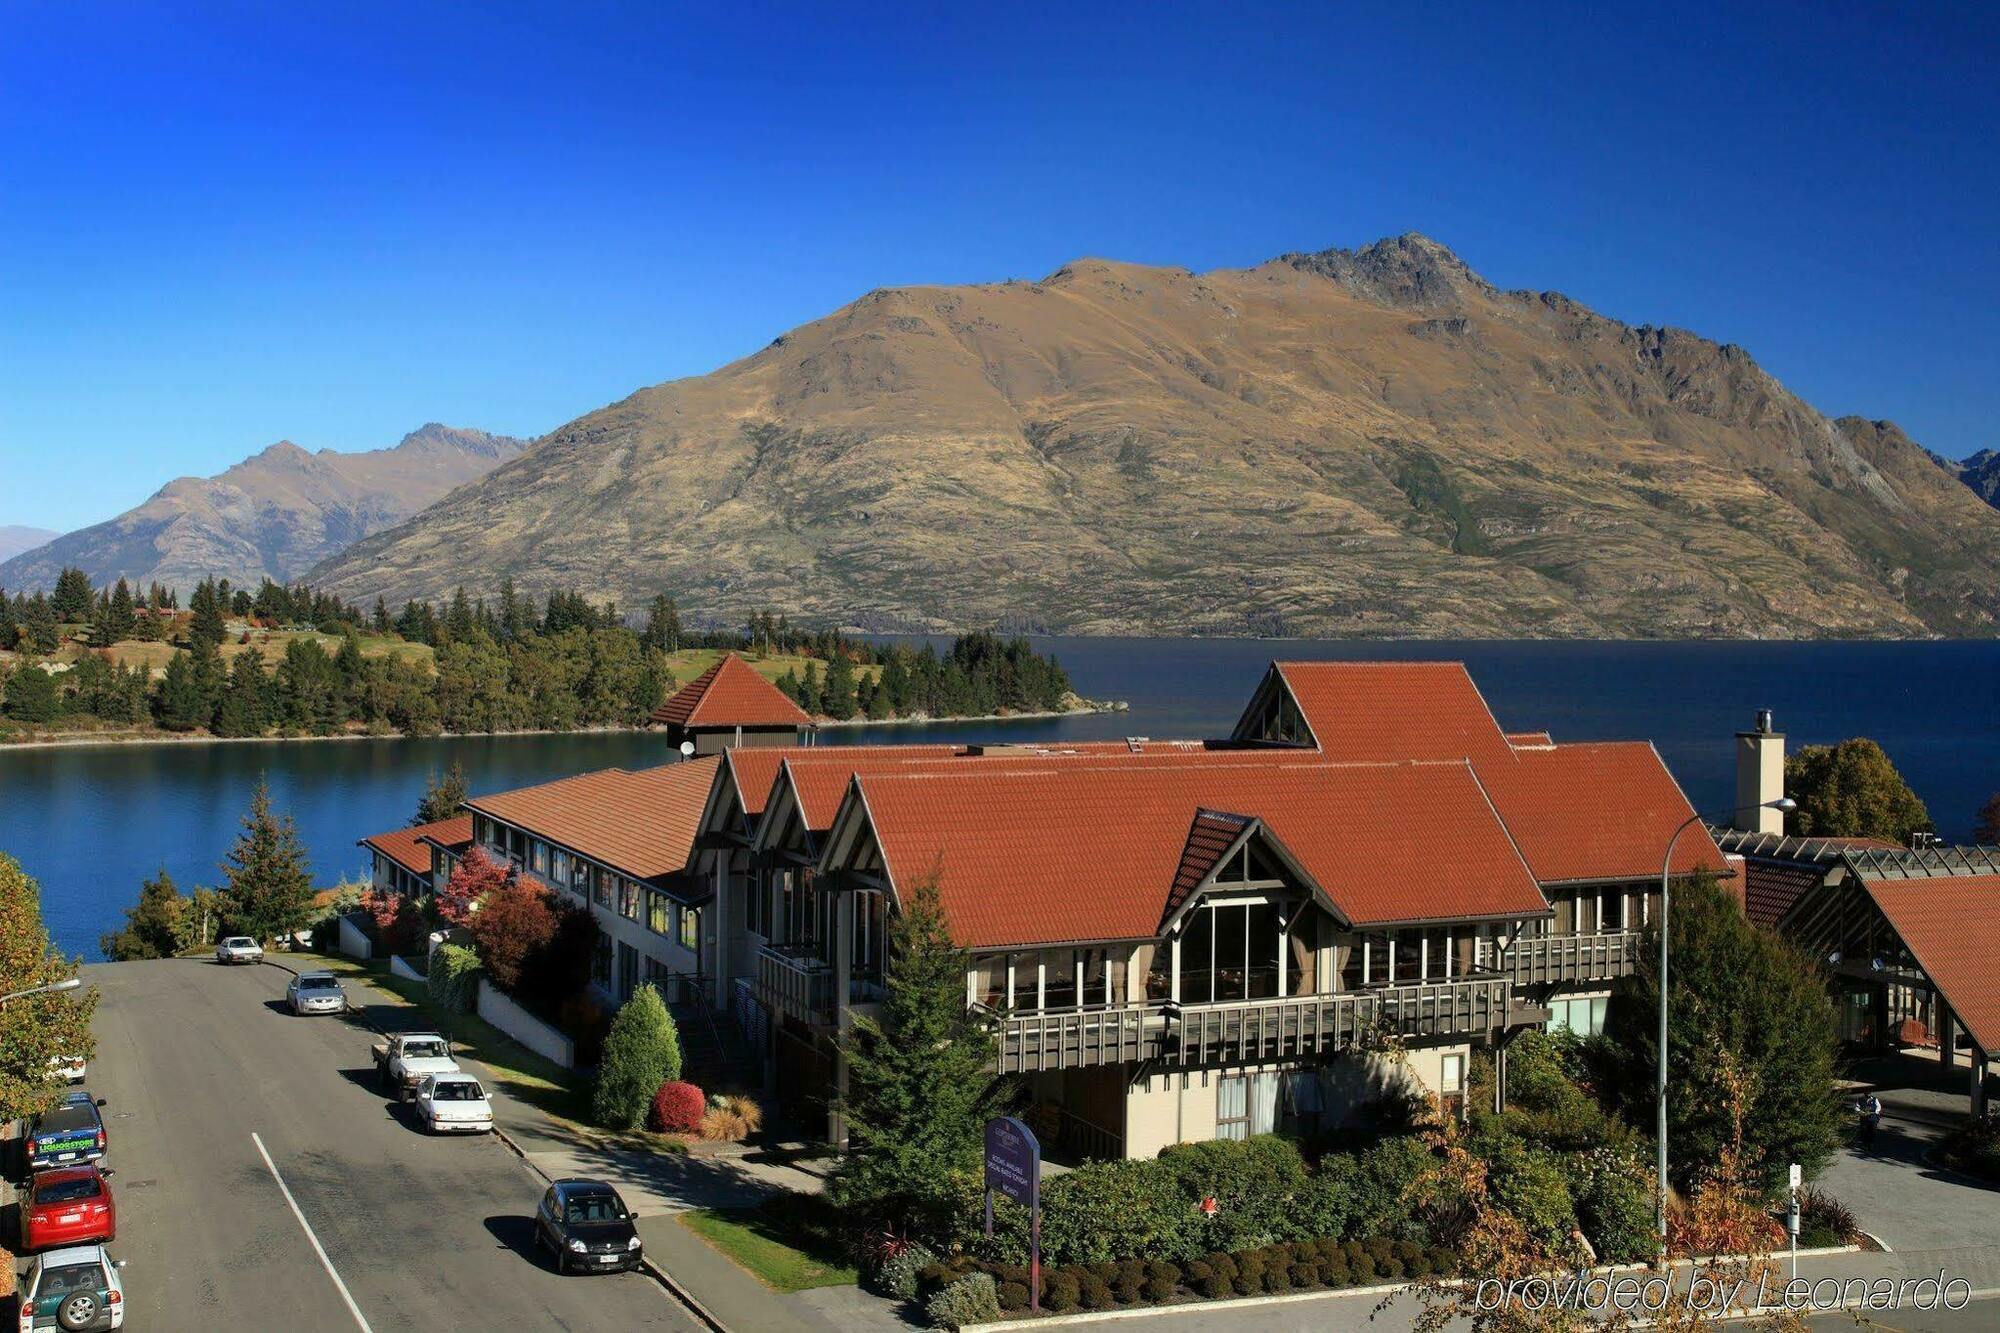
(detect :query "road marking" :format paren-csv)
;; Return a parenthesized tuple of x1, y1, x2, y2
(251, 1132, 375, 1332)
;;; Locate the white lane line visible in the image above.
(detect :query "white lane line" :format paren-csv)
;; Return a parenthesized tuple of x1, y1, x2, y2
(251, 1131, 375, 1332)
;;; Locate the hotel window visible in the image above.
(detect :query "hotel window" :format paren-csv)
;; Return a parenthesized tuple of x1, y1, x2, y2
(647, 891, 671, 937)
(1440, 1053, 1467, 1119)
(1178, 901, 1283, 1005)
(975, 957, 1007, 1009)
(1042, 949, 1079, 1009)
(619, 878, 640, 920)
(1217, 1071, 1280, 1140)
(1418, 927, 1450, 980)
(531, 840, 549, 877)
(644, 956, 668, 988)
(1549, 995, 1608, 1038)
(592, 867, 612, 909)
(591, 934, 613, 987)
(680, 906, 700, 951)
(744, 867, 767, 937)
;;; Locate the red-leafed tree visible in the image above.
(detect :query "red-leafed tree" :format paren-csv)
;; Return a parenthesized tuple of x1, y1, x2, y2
(437, 845, 513, 927)
(360, 889, 426, 957)
(467, 877, 557, 994)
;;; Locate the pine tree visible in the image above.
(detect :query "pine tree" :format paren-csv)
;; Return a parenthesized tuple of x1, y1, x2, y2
(50, 567, 93, 622)
(0, 592, 17, 651)
(22, 594, 58, 654)
(190, 639, 226, 727)
(188, 577, 226, 648)
(2, 663, 59, 723)
(798, 660, 823, 715)
(371, 597, 391, 633)
(642, 593, 682, 652)
(822, 653, 858, 719)
(103, 579, 137, 642)
(219, 780, 316, 946)
(101, 869, 190, 960)
(830, 874, 1003, 1236)
(153, 652, 204, 730)
(445, 586, 476, 642)
(212, 652, 271, 738)
(413, 760, 469, 826)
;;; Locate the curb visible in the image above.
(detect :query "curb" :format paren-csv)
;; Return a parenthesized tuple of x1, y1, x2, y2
(961, 1278, 1417, 1330)
(318, 960, 730, 1333)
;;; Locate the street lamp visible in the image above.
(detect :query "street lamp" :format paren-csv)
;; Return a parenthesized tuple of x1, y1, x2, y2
(1655, 797, 1794, 1259)
(0, 975, 82, 1008)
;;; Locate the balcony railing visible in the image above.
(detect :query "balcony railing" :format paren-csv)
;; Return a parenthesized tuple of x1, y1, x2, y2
(983, 975, 1515, 1074)
(1500, 930, 1642, 986)
(754, 943, 835, 1026)
(1169, 977, 1512, 1067)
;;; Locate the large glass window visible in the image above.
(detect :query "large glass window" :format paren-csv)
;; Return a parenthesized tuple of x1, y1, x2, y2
(680, 906, 700, 951)
(744, 867, 767, 937)
(975, 956, 1006, 1009)
(1043, 949, 1079, 1009)
(620, 879, 640, 920)
(1177, 902, 1283, 1003)
(1217, 1072, 1280, 1140)
(647, 891, 671, 937)
(531, 841, 549, 876)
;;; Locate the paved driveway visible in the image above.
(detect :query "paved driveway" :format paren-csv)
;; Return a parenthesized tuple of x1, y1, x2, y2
(59, 958, 700, 1332)
(1827, 1054, 2000, 1253)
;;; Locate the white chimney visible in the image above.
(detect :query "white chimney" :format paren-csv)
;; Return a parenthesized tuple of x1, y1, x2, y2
(1734, 709, 1784, 834)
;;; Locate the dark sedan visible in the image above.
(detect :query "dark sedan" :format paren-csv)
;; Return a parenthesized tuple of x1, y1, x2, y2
(533, 1179, 643, 1274)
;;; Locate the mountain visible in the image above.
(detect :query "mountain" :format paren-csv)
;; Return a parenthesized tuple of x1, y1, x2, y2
(1952, 449, 2000, 509)
(0, 527, 59, 563)
(0, 425, 528, 595)
(310, 237, 2000, 637)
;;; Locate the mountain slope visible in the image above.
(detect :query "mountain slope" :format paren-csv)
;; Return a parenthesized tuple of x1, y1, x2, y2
(0, 425, 528, 594)
(0, 527, 59, 563)
(1950, 448, 2000, 509)
(310, 238, 2000, 637)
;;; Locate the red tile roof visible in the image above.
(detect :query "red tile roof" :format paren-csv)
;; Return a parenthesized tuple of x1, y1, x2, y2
(1474, 742, 1726, 885)
(1169, 810, 1252, 918)
(851, 760, 1549, 948)
(358, 816, 472, 880)
(1864, 874, 2000, 1055)
(465, 759, 720, 880)
(1506, 731, 1554, 747)
(1271, 661, 1518, 765)
(725, 744, 966, 820)
(651, 653, 812, 730)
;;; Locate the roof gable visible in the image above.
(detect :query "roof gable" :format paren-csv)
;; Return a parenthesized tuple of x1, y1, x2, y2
(1245, 660, 1518, 766)
(1476, 741, 1725, 884)
(1863, 874, 2000, 1055)
(358, 815, 472, 880)
(651, 653, 812, 730)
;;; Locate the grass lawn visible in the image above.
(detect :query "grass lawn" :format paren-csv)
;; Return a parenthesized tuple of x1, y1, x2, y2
(680, 1205, 858, 1292)
(290, 950, 591, 1125)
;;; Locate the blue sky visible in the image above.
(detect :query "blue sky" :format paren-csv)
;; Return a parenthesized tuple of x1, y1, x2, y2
(3, 1, 1995, 532)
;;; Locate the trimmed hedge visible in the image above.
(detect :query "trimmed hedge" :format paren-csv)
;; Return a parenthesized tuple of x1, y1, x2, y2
(428, 943, 480, 1014)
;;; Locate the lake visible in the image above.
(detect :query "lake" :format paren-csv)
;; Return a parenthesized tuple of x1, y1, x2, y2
(2, 638, 1995, 959)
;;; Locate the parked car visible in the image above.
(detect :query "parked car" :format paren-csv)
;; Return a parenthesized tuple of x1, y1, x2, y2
(17, 1243, 125, 1331)
(215, 936, 263, 965)
(286, 971, 348, 1016)
(534, 1179, 643, 1274)
(25, 1092, 108, 1171)
(370, 1032, 460, 1101)
(413, 1073, 494, 1134)
(46, 1054, 86, 1085)
(18, 1165, 116, 1251)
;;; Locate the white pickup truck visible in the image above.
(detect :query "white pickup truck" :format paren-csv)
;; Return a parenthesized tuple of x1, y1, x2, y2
(370, 1032, 460, 1101)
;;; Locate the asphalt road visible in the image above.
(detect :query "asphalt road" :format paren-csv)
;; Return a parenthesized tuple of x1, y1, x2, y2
(55, 957, 699, 1332)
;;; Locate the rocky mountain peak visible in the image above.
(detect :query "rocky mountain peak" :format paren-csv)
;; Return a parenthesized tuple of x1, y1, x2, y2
(1281, 232, 1493, 311)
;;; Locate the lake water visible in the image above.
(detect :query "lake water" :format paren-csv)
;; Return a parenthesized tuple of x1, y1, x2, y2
(2, 638, 1995, 959)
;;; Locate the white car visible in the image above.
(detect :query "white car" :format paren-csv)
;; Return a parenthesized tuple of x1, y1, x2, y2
(18, 1243, 125, 1330)
(414, 1073, 495, 1134)
(47, 1053, 86, 1085)
(215, 936, 263, 965)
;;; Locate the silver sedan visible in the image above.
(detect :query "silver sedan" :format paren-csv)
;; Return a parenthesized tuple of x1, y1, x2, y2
(287, 971, 348, 1015)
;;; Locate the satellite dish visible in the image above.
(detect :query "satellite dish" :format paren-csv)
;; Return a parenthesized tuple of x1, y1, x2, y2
(679, 740, 696, 758)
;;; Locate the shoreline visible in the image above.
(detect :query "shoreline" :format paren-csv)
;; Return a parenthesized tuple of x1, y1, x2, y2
(0, 702, 1126, 753)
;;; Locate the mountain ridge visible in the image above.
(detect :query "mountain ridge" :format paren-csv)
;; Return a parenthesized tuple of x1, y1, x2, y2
(0, 424, 529, 595)
(305, 236, 2000, 637)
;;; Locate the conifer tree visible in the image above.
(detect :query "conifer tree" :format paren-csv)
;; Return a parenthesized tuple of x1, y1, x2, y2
(413, 760, 470, 826)
(101, 869, 190, 960)
(592, 984, 682, 1129)
(798, 659, 823, 715)
(372, 597, 391, 633)
(153, 651, 206, 731)
(103, 579, 137, 642)
(212, 652, 271, 738)
(822, 652, 858, 719)
(21, 594, 58, 654)
(50, 567, 93, 622)
(831, 874, 1003, 1237)
(219, 780, 316, 946)
(642, 593, 682, 652)
(188, 577, 226, 648)
(2, 662, 59, 723)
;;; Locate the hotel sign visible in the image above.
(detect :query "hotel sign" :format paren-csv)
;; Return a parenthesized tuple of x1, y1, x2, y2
(983, 1115, 1042, 1312)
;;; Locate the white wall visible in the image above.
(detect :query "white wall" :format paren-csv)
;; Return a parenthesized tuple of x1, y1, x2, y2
(389, 954, 425, 983)
(337, 914, 372, 961)
(477, 979, 575, 1069)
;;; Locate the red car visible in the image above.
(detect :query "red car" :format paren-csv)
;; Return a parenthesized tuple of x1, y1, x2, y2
(18, 1165, 116, 1251)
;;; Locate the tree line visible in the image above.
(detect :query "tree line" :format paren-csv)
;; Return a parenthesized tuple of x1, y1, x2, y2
(2, 568, 1079, 738)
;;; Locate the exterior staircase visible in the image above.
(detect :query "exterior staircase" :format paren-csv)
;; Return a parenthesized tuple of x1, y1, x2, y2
(670, 989, 758, 1092)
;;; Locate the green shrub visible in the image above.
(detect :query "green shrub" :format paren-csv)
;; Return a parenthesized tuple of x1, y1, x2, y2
(1159, 1135, 1309, 1252)
(1942, 1117, 2000, 1181)
(914, 1260, 960, 1304)
(1426, 1244, 1457, 1277)
(1038, 1156, 1200, 1263)
(591, 985, 683, 1129)
(1374, 1253, 1405, 1281)
(873, 1241, 936, 1301)
(1143, 1274, 1178, 1302)
(1474, 1129, 1578, 1253)
(427, 943, 481, 1013)
(1199, 1271, 1231, 1299)
(1089, 1261, 1118, 1283)
(1262, 1264, 1292, 1293)
(1145, 1260, 1181, 1285)
(1294, 1261, 1321, 1287)
(925, 1272, 1000, 1331)
(996, 1280, 1029, 1312)
(1339, 1136, 1437, 1241)
(1350, 1251, 1376, 1281)
(1080, 1276, 1116, 1310)
(1797, 1185, 1860, 1247)
(1044, 1269, 1081, 1312)
(1575, 1155, 1656, 1263)
(1204, 1252, 1237, 1279)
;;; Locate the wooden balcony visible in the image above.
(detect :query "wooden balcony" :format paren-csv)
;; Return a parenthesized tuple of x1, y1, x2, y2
(1169, 977, 1512, 1067)
(1500, 930, 1641, 986)
(753, 944, 834, 1026)
(986, 1003, 1158, 1075)
(983, 976, 1515, 1073)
